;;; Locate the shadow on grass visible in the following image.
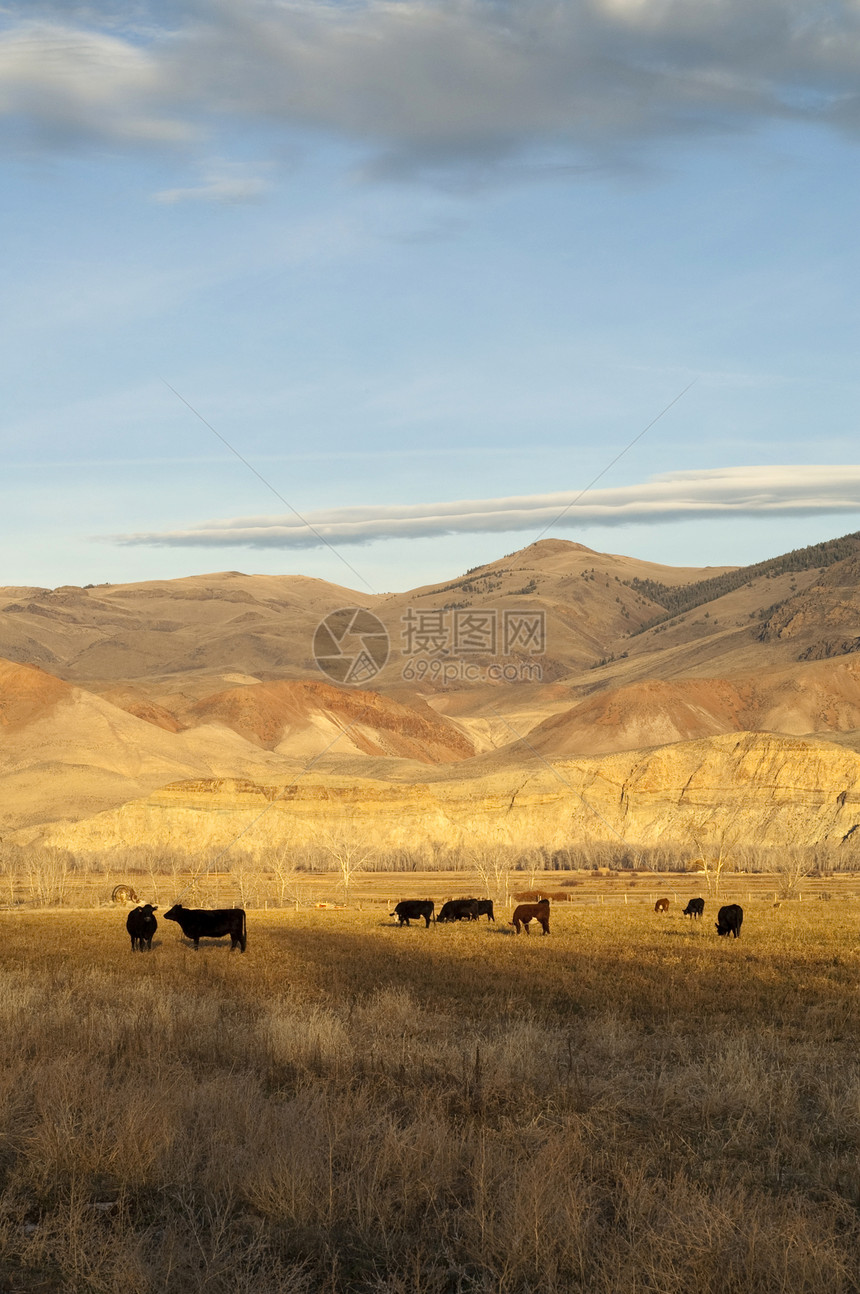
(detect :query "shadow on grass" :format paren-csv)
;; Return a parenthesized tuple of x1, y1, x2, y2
(174, 937, 243, 952)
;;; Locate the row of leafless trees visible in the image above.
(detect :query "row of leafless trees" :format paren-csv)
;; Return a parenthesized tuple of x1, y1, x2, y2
(0, 832, 855, 907)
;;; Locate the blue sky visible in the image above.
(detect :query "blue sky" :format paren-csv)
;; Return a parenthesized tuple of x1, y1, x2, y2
(2, 1, 860, 593)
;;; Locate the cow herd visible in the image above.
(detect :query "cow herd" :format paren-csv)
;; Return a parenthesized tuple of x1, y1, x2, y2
(125, 902, 247, 952)
(391, 896, 552, 934)
(123, 893, 744, 952)
(654, 896, 744, 937)
(392, 894, 744, 939)
(392, 898, 497, 926)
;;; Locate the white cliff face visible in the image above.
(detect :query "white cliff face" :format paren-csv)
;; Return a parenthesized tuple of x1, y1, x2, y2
(27, 731, 860, 858)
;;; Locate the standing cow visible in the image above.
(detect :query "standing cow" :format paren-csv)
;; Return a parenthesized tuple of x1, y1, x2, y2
(391, 900, 434, 927)
(163, 904, 247, 952)
(683, 898, 705, 920)
(654, 898, 670, 913)
(471, 899, 495, 922)
(126, 904, 157, 951)
(437, 899, 480, 923)
(512, 898, 550, 935)
(715, 904, 743, 938)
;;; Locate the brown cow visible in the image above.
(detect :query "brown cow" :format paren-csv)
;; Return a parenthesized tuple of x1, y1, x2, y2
(512, 898, 550, 935)
(654, 898, 669, 913)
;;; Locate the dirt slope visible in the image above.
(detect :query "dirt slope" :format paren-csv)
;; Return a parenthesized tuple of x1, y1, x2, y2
(185, 679, 474, 763)
(524, 655, 860, 757)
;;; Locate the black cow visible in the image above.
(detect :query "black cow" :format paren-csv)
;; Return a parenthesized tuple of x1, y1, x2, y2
(683, 897, 705, 920)
(163, 904, 247, 951)
(715, 904, 743, 938)
(126, 904, 157, 951)
(437, 899, 480, 923)
(471, 899, 495, 922)
(391, 900, 434, 927)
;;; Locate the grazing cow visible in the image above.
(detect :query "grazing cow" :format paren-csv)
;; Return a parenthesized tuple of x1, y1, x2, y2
(391, 900, 434, 928)
(126, 904, 157, 951)
(471, 899, 495, 922)
(715, 904, 743, 938)
(437, 899, 480, 923)
(112, 884, 139, 904)
(163, 903, 247, 952)
(512, 898, 550, 935)
(683, 897, 705, 920)
(654, 898, 670, 913)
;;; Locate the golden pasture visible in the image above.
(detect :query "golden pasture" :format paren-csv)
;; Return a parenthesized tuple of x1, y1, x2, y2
(0, 894, 857, 1292)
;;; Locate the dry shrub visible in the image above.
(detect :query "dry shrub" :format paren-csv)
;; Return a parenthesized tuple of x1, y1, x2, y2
(511, 888, 568, 902)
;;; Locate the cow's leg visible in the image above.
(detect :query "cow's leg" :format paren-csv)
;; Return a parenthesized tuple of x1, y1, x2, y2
(523, 921, 530, 935)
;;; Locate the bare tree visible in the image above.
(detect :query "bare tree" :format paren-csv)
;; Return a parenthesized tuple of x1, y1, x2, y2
(317, 830, 376, 905)
(229, 854, 261, 908)
(0, 845, 18, 907)
(24, 848, 70, 906)
(263, 844, 301, 908)
(692, 813, 744, 899)
(465, 836, 518, 907)
(773, 845, 817, 901)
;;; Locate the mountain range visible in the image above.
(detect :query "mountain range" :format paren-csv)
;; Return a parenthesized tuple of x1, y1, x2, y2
(4, 530, 860, 852)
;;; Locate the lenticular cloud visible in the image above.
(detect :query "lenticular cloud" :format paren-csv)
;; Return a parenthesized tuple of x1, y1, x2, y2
(111, 465, 860, 550)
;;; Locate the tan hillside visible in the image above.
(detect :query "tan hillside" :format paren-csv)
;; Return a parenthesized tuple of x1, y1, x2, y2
(758, 551, 860, 659)
(0, 570, 366, 686)
(30, 731, 860, 856)
(0, 659, 73, 729)
(523, 654, 860, 757)
(0, 658, 481, 832)
(184, 678, 474, 763)
(0, 665, 295, 832)
(0, 541, 733, 693)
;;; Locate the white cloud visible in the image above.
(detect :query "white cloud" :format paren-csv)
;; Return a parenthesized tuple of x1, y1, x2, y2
(109, 465, 860, 549)
(153, 160, 270, 203)
(0, 20, 192, 147)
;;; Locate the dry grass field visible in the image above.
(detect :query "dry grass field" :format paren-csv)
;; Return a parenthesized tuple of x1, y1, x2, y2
(0, 893, 858, 1293)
